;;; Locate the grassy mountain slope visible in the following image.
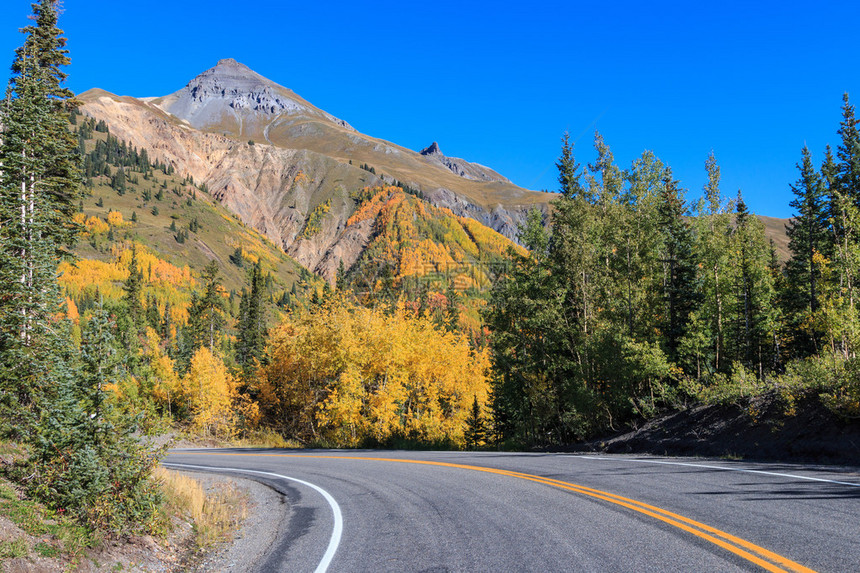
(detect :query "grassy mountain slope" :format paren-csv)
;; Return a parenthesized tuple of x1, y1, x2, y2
(65, 115, 318, 317)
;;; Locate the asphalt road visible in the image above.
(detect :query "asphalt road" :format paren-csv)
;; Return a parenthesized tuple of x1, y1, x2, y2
(162, 450, 860, 572)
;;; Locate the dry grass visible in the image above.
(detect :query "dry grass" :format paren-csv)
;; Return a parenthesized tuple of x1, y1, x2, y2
(156, 468, 248, 549)
(234, 428, 302, 449)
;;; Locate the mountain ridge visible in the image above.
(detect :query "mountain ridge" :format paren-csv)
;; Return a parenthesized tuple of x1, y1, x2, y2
(77, 59, 556, 281)
(419, 141, 511, 184)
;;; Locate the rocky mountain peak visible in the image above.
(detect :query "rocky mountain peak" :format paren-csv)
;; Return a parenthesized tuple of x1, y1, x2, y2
(155, 59, 354, 132)
(420, 141, 443, 157)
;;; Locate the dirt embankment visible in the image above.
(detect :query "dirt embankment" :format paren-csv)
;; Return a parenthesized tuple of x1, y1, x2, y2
(578, 391, 860, 465)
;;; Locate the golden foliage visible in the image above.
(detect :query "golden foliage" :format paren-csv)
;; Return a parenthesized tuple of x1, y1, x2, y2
(345, 186, 521, 288)
(257, 299, 490, 447)
(347, 186, 400, 226)
(143, 328, 182, 414)
(63, 297, 80, 323)
(300, 199, 333, 239)
(84, 215, 109, 236)
(106, 210, 127, 227)
(58, 243, 196, 325)
(181, 347, 237, 439)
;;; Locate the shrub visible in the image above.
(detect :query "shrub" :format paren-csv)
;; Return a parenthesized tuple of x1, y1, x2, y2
(22, 306, 165, 537)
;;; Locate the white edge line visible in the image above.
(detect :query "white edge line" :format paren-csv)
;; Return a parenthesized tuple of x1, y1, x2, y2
(162, 463, 343, 573)
(571, 456, 860, 487)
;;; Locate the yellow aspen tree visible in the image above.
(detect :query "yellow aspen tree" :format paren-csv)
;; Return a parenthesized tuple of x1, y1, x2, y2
(183, 347, 235, 438)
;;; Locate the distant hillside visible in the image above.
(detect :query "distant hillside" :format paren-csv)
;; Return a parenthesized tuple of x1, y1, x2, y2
(760, 215, 790, 261)
(341, 185, 525, 297)
(65, 114, 319, 319)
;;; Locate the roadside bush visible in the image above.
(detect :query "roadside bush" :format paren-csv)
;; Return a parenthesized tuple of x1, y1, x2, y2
(781, 354, 860, 419)
(21, 306, 165, 537)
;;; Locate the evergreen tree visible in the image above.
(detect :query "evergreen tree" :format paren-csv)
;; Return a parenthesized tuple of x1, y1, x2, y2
(837, 93, 860, 207)
(187, 261, 227, 351)
(728, 193, 778, 375)
(0, 0, 81, 428)
(29, 304, 163, 534)
(824, 94, 860, 357)
(463, 396, 486, 449)
(336, 260, 347, 291)
(656, 170, 699, 367)
(444, 281, 460, 332)
(556, 132, 587, 200)
(784, 146, 830, 355)
(122, 245, 144, 330)
(236, 263, 267, 374)
(145, 293, 160, 330)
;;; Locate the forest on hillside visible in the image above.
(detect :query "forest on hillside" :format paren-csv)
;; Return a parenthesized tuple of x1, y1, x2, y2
(1, 0, 859, 541)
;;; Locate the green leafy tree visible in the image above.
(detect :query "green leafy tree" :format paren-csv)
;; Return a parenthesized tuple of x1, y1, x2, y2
(692, 152, 734, 374)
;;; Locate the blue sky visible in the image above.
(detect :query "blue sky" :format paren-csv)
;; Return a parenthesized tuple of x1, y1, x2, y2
(1, 1, 859, 218)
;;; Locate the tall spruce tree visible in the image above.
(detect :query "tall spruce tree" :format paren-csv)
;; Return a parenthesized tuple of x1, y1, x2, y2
(837, 93, 860, 207)
(785, 146, 830, 355)
(187, 261, 227, 351)
(236, 262, 267, 374)
(122, 244, 144, 330)
(31, 303, 163, 534)
(728, 193, 778, 376)
(826, 94, 860, 357)
(0, 0, 81, 428)
(656, 169, 699, 368)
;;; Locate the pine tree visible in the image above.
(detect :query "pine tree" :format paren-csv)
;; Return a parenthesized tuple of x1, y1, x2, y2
(825, 94, 860, 357)
(336, 260, 347, 291)
(784, 146, 830, 355)
(556, 132, 586, 200)
(122, 245, 144, 330)
(0, 0, 81, 427)
(444, 281, 460, 332)
(728, 193, 778, 375)
(463, 395, 486, 449)
(30, 304, 163, 534)
(236, 263, 267, 374)
(188, 262, 227, 351)
(657, 170, 699, 366)
(837, 93, 860, 207)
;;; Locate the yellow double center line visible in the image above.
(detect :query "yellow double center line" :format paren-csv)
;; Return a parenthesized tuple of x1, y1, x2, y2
(179, 452, 816, 573)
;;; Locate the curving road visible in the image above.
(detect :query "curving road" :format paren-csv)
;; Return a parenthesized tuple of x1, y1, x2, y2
(163, 450, 860, 572)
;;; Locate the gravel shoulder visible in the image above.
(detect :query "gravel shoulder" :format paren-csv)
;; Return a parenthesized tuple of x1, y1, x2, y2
(178, 470, 289, 573)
